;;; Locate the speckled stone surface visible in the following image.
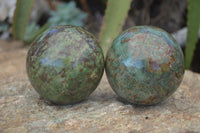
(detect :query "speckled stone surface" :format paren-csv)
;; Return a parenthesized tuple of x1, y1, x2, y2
(0, 41, 200, 132)
(106, 26, 185, 105)
(26, 25, 104, 104)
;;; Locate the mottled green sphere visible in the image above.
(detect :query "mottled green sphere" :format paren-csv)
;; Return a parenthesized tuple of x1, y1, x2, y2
(106, 26, 185, 105)
(27, 25, 104, 105)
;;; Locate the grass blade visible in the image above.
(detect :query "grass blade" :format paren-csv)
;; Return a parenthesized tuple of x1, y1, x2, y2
(185, 0, 200, 69)
(12, 0, 34, 40)
(99, 0, 132, 55)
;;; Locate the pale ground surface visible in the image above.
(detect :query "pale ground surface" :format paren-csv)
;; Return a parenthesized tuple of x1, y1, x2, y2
(0, 40, 200, 133)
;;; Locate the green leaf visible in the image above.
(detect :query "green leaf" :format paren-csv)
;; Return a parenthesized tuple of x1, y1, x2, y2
(24, 23, 50, 45)
(24, 22, 39, 41)
(185, 0, 200, 69)
(48, 1, 87, 27)
(12, 0, 34, 40)
(99, 0, 132, 55)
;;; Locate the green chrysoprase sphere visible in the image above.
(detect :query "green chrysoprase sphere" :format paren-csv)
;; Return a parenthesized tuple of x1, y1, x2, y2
(27, 25, 104, 105)
(106, 26, 185, 105)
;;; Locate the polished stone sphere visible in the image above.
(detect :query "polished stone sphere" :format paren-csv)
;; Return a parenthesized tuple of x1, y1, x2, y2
(27, 25, 104, 105)
(106, 26, 185, 105)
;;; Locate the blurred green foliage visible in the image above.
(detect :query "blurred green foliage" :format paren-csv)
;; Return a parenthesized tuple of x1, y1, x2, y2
(12, 0, 34, 40)
(13, 1, 87, 44)
(24, 22, 39, 41)
(185, 0, 200, 69)
(24, 22, 50, 44)
(48, 1, 87, 27)
(99, 0, 132, 55)
(10, 0, 200, 70)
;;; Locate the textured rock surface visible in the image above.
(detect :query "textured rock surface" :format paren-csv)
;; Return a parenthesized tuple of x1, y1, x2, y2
(0, 40, 200, 132)
(27, 25, 104, 104)
(106, 26, 184, 105)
